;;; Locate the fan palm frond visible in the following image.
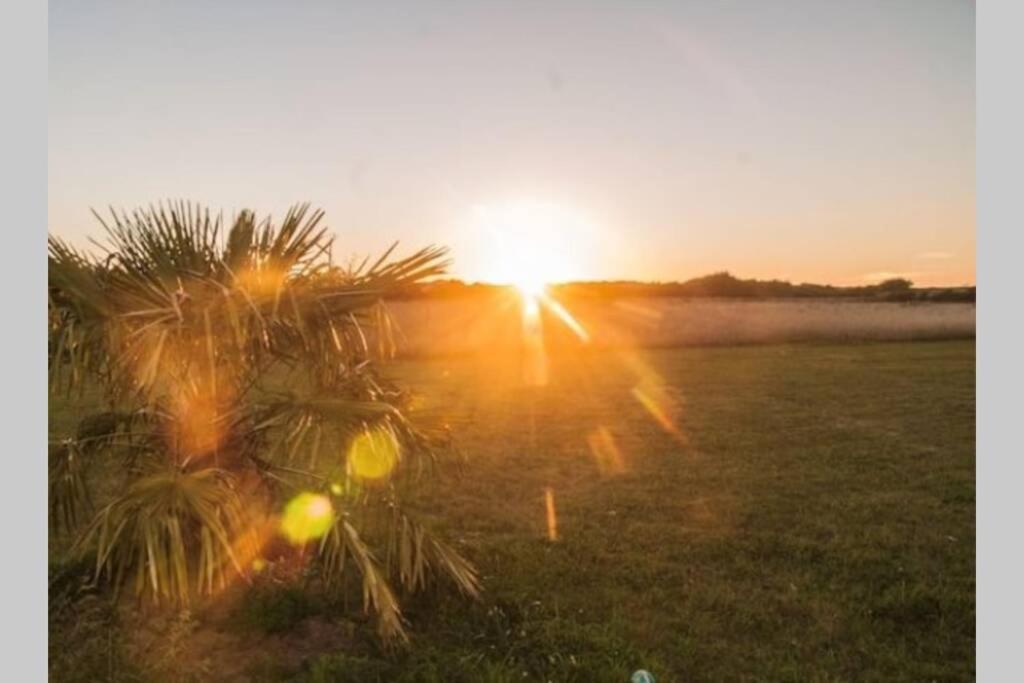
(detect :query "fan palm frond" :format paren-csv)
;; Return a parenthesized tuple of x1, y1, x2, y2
(253, 393, 449, 481)
(49, 441, 93, 534)
(74, 467, 250, 604)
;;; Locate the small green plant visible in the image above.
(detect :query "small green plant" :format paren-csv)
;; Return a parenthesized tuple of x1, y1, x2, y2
(291, 598, 662, 683)
(148, 609, 212, 682)
(49, 560, 144, 682)
(240, 584, 319, 635)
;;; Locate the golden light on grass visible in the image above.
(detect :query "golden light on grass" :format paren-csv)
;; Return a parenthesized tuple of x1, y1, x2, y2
(544, 487, 559, 541)
(280, 492, 334, 545)
(347, 427, 400, 480)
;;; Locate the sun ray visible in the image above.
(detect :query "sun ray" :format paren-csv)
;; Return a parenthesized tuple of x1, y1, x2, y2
(521, 291, 549, 387)
(540, 295, 591, 343)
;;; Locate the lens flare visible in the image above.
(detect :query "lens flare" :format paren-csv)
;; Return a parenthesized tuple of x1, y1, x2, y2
(587, 426, 626, 476)
(632, 386, 687, 444)
(171, 390, 225, 458)
(544, 297, 590, 343)
(280, 492, 334, 545)
(523, 292, 541, 317)
(545, 487, 559, 541)
(348, 428, 400, 480)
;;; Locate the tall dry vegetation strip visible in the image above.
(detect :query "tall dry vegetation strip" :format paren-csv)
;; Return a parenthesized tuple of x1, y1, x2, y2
(388, 297, 976, 356)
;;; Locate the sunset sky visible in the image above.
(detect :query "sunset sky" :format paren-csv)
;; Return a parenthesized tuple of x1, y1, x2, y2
(49, 1, 975, 287)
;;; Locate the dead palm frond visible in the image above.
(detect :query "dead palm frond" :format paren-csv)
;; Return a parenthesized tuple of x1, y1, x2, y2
(318, 517, 406, 642)
(381, 507, 481, 598)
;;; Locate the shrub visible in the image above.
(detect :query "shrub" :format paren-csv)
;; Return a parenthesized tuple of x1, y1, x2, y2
(48, 202, 479, 642)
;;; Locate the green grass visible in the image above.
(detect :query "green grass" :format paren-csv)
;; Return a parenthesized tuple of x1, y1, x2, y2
(49, 340, 975, 681)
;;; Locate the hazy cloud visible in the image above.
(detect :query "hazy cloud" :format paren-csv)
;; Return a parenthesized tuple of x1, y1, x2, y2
(861, 271, 920, 283)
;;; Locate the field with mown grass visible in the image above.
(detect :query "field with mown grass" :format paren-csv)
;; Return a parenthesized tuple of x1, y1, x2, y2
(49, 339, 975, 682)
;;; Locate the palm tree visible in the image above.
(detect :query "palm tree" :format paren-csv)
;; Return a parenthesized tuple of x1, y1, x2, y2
(48, 202, 479, 641)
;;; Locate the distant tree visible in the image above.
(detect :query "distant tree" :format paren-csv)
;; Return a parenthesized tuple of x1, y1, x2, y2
(876, 277, 914, 292)
(680, 272, 757, 298)
(381, 272, 978, 303)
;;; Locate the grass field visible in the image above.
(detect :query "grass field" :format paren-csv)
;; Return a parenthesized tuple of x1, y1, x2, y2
(49, 340, 975, 682)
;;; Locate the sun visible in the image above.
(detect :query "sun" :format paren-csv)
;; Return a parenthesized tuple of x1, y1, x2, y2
(512, 272, 549, 299)
(469, 201, 590, 291)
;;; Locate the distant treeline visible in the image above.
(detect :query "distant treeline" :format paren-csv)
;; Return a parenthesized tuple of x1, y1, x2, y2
(391, 272, 975, 303)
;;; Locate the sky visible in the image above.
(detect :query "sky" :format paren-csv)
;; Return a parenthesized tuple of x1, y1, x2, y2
(49, 1, 975, 287)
